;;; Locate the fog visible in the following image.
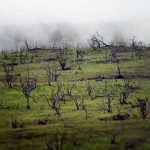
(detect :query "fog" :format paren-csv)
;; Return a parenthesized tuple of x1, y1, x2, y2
(0, 0, 150, 50)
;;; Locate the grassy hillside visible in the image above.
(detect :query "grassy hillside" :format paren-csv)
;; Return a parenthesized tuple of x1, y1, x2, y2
(0, 47, 150, 150)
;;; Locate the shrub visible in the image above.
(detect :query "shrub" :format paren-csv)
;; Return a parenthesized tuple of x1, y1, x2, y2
(58, 56, 67, 70)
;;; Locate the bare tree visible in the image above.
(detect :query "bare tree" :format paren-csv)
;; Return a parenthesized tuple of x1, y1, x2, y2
(44, 94, 61, 116)
(66, 81, 76, 96)
(118, 79, 135, 104)
(43, 82, 65, 115)
(87, 33, 109, 51)
(110, 35, 127, 78)
(20, 69, 38, 109)
(44, 62, 58, 86)
(100, 80, 116, 112)
(53, 82, 65, 102)
(111, 49, 124, 78)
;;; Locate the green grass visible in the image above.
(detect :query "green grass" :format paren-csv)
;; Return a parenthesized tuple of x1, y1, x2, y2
(0, 48, 150, 149)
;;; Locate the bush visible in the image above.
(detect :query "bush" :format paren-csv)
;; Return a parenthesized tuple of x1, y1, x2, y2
(58, 56, 67, 70)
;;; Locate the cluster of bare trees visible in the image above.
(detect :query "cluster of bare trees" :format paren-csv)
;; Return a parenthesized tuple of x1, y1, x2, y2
(88, 32, 147, 59)
(0, 33, 149, 121)
(39, 76, 149, 120)
(71, 78, 137, 115)
(88, 33, 148, 79)
(40, 79, 89, 118)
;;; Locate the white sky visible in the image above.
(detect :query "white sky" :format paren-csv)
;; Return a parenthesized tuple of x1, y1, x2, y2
(0, 0, 150, 25)
(0, 0, 150, 50)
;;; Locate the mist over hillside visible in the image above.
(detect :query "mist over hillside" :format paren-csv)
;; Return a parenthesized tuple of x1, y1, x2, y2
(0, 0, 150, 51)
(0, 19, 150, 51)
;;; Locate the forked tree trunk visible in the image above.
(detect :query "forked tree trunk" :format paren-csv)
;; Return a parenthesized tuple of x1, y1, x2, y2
(26, 96, 30, 109)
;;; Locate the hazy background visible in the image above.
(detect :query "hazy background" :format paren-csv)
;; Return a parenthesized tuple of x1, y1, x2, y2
(0, 0, 150, 50)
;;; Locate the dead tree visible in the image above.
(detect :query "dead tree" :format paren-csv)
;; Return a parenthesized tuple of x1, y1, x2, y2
(43, 83, 65, 115)
(44, 62, 58, 86)
(87, 33, 109, 51)
(101, 80, 116, 113)
(110, 35, 127, 78)
(44, 94, 61, 116)
(119, 79, 135, 104)
(20, 69, 38, 109)
(88, 33, 118, 65)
